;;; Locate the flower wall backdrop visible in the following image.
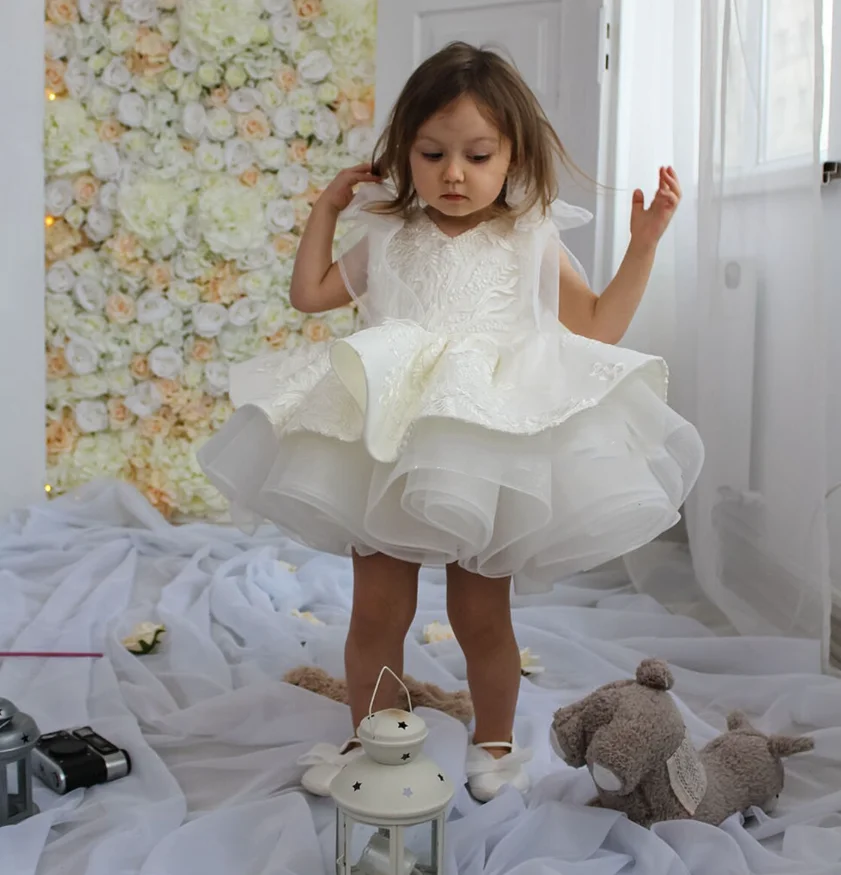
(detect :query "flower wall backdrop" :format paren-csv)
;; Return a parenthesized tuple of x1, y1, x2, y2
(43, 0, 376, 518)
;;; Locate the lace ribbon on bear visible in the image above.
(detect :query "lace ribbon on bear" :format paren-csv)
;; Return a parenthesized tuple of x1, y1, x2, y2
(666, 730, 708, 815)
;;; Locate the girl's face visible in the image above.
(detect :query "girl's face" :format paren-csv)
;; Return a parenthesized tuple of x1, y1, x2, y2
(409, 96, 512, 221)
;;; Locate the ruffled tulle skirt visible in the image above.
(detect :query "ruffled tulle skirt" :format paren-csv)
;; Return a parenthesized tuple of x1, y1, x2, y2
(197, 320, 703, 594)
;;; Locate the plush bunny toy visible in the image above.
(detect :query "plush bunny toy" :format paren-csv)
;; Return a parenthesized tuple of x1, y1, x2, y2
(550, 659, 814, 827)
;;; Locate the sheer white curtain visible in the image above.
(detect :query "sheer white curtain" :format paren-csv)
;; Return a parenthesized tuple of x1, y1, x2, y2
(666, 0, 832, 662)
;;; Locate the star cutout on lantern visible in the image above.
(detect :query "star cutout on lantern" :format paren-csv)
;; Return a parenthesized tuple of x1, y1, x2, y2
(401, 753, 411, 761)
(353, 781, 362, 791)
(403, 787, 413, 798)
(438, 773, 445, 781)
(21, 733, 30, 744)
(397, 721, 408, 729)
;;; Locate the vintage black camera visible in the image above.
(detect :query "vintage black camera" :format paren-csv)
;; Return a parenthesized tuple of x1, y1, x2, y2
(31, 727, 131, 794)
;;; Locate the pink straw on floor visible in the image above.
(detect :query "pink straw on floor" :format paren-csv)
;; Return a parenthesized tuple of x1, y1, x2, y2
(0, 651, 104, 658)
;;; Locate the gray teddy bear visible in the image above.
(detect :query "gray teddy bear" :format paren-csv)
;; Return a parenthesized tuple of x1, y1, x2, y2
(550, 659, 814, 827)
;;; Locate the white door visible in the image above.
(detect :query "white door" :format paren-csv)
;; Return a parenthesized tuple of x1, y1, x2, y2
(375, 0, 613, 287)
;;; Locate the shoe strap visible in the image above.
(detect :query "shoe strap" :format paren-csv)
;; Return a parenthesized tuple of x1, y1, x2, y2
(474, 741, 514, 752)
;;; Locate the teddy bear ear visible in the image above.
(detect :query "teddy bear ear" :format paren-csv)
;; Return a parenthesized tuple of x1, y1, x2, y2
(726, 710, 753, 732)
(768, 735, 815, 758)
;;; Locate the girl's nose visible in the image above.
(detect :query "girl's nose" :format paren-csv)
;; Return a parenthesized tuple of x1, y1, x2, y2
(443, 160, 464, 183)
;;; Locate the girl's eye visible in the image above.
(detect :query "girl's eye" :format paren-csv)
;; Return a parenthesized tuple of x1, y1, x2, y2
(469, 155, 491, 163)
(422, 152, 443, 161)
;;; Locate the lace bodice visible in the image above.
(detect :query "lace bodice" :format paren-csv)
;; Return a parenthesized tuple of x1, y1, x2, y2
(379, 211, 536, 336)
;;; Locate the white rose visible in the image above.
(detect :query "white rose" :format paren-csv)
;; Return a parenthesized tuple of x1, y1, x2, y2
(168, 44, 200, 77)
(71, 374, 108, 399)
(90, 143, 121, 181)
(290, 87, 316, 112)
(314, 17, 337, 39)
(173, 248, 206, 279)
(46, 262, 77, 294)
(181, 102, 207, 140)
(204, 360, 230, 395)
(98, 181, 120, 211)
(224, 138, 254, 175)
(46, 294, 76, 330)
(149, 345, 183, 378)
(298, 50, 333, 84)
(69, 250, 103, 276)
(258, 299, 295, 333)
(64, 59, 94, 100)
(45, 24, 71, 60)
(178, 170, 203, 193)
(228, 87, 261, 114)
(224, 64, 247, 89)
(236, 244, 275, 272)
(194, 140, 224, 173)
(65, 337, 100, 375)
(127, 325, 156, 355)
(74, 277, 106, 311)
(44, 99, 98, 176)
(159, 14, 180, 42)
(125, 381, 162, 418)
(243, 55, 274, 80)
(76, 23, 108, 58)
(279, 164, 309, 195)
(46, 179, 75, 216)
(228, 297, 263, 326)
(117, 93, 147, 128)
(180, 0, 263, 62)
(346, 126, 376, 160)
(120, 129, 151, 159)
(136, 291, 174, 325)
(296, 113, 314, 138)
(102, 58, 133, 93)
(253, 137, 285, 170)
(240, 269, 272, 300)
(196, 62, 222, 87)
(79, 0, 106, 22)
(265, 198, 295, 233)
(87, 85, 118, 120)
(271, 106, 298, 139)
(325, 307, 356, 337)
(109, 21, 138, 53)
(121, 0, 158, 23)
(205, 107, 235, 142)
(106, 368, 135, 395)
(64, 204, 86, 230)
(270, 15, 297, 46)
(197, 177, 266, 258)
(313, 107, 339, 143)
(168, 280, 200, 308)
(163, 69, 185, 91)
(75, 400, 109, 433)
(118, 175, 189, 244)
(84, 206, 114, 242)
(192, 302, 228, 337)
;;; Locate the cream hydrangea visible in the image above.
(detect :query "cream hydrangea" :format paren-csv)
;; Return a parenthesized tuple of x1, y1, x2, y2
(179, 0, 263, 62)
(197, 176, 267, 258)
(45, 99, 99, 175)
(118, 174, 190, 246)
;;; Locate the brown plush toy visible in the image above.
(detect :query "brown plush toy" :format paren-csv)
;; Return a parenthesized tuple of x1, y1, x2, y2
(283, 665, 474, 724)
(550, 658, 814, 828)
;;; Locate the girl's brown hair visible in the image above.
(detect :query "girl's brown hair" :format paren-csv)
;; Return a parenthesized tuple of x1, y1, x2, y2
(370, 41, 574, 219)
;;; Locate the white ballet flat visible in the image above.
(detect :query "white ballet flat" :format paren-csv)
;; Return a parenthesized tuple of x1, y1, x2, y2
(297, 738, 364, 796)
(465, 739, 532, 802)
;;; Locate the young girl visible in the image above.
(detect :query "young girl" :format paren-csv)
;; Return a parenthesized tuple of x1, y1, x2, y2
(198, 42, 703, 802)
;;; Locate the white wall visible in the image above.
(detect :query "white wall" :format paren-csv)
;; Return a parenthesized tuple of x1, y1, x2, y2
(0, 0, 46, 519)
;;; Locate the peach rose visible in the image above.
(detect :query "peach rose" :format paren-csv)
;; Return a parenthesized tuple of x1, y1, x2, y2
(201, 263, 240, 305)
(46, 418, 78, 456)
(147, 262, 172, 288)
(292, 196, 311, 228)
(238, 167, 260, 187)
(288, 139, 309, 163)
(107, 233, 144, 270)
(153, 379, 181, 405)
(46, 219, 82, 262)
(190, 338, 216, 361)
(265, 327, 290, 350)
(180, 138, 197, 153)
(135, 27, 171, 62)
(180, 394, 215, 425)
(130, 354, 151, 380)
(72, 175, 100, 207)
(294, 0, 322, 20)
(208, 86, 230, 109)
(139, 411, 173, 439)
(236, 110, 271, 142)
(99, 119, 125, 142)
(275, 65, 298, 92)
(304, 184, 322, 206)
(107, 399, 134, 430)
(45, 59, 67, 95)
(303, 318, 331, 343)
(46, 347, 71, 379)
(106, 292, 136, 325)
(46, 0, 79, 25)
(272, 233, 298, 256)
(350, 98, 374, 124)
(157, 0, 177, 9)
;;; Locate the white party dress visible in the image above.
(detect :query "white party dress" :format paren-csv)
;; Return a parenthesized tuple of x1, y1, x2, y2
(198, 184, 704, 593)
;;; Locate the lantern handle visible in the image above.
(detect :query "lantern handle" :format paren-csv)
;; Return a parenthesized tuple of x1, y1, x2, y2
(366, 665, 413, 729)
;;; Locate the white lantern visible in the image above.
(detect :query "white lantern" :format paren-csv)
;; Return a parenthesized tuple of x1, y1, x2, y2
(0, 698, 40, 826)
(330, 668, 454, 875)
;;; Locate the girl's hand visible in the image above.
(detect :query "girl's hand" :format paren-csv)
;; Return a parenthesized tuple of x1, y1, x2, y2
(629, 166, 681, 251)
(319, 162, 381, 213)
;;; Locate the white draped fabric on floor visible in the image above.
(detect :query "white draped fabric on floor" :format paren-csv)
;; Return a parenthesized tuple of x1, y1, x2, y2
(1, 481, 840, 875)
